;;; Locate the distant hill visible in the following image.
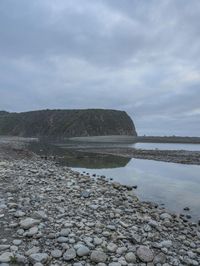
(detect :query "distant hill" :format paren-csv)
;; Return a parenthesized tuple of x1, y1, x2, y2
(0, 109, 137, 138)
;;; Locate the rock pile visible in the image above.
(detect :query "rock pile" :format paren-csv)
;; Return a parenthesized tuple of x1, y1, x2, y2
(0, 156, 200, 265)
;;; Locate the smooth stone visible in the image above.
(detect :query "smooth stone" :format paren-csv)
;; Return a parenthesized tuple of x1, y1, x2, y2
(33, 211, 48, 220)
(26, 226, 38, 236)
(57, 237, 68, 243)
(116, 247, 127, 255)
(77, 245, 90, 256)
(136, 246, 154, 262)
(51, 249, 62, 258)
(160, 213, 172, 220)
(107, 242, 118, 252)
(153, 252, 166, 264)
(25, 246, 40, 256)
(109, 263, 121, 266)
(20, 218, 40, 229)
(0, 252, 13, 263)
(14, 210, 25, 217)
(63, 248, 76, 261)
(0, 245, 10, 251)
(125, 252, 136, 263)
(29, 253, 49, 264)
(90, 250, 107, 263)
(160, 240, 173, 248)
(13, 239, 22, 246)
(94, 237, 103, 245)
(60, 228, 70, 236)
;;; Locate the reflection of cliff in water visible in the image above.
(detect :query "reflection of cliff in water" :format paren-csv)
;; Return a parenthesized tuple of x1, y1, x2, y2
(29, 141, 130, 169)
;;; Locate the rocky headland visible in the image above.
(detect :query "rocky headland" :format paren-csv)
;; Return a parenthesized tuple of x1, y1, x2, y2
(0, 109, 137, 138)
(0, 139, 200, 266)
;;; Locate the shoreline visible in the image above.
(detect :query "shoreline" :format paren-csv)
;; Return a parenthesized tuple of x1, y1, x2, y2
(76, 147, 200, 165)
(0, 139, 200, 265)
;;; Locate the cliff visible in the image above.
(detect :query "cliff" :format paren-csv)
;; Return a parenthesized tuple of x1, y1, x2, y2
(0, 109, 137, 137)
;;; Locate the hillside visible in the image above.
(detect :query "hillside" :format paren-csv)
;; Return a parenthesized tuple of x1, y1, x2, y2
(0, 109, 137, 138)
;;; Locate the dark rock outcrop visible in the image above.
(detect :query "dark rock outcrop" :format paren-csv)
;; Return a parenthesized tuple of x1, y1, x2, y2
(0, 109, 137, 137)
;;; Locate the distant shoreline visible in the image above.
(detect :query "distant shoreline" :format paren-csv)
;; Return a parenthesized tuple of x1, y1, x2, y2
(70, 135, 200, 144)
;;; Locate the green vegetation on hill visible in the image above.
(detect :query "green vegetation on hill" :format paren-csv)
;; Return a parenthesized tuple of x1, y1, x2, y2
(0, 109, 137, 138)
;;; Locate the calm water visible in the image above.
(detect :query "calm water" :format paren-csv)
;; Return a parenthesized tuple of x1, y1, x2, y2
(73, 159, 200, 221)
(29, 140, 200, 221)
(133, 142, 200, 151)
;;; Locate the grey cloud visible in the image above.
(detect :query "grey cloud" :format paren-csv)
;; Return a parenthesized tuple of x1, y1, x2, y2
(0, 0, 199, 136)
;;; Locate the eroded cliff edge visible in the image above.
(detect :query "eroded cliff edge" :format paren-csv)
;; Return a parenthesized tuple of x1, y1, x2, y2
(0, 109, 137, 137)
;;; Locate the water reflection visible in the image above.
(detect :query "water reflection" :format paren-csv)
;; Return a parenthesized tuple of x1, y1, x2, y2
(29, 140, 200, 222)
(29, 141, 131, 169)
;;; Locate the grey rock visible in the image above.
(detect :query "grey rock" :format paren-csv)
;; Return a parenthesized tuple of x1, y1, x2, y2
(107, 242, 118, 252)
(13, 239, 22, 246)
(153, 252, 166, 264)
(0, 245, 10, 251)
(14, 210, 25, 217)
(160, 213, 172, 220)
(94, 237, 103, 245)
(63, 248, 76, 261)
(51, 249, 62, 258)
(57, 236, 68, 243)
(136, 246, 154, 262)
(160, 240, 173, 248)
(25, 246, 40, 256)
(125, 252, 136, 263)
(0, 252, 13, 263)
(60, 228, 70, 236)
(77, 245, 90, 256)
(29, 253, 49, 264)
(90, 250, 107, 263)
(20, 218, 40, 229)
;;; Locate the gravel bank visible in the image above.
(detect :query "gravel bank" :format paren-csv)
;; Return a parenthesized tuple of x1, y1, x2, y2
(79, 148, 200, 165)
(0, 141, 200, 265)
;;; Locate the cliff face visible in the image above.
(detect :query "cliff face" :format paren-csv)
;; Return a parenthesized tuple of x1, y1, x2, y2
(0, 109, 137, 137)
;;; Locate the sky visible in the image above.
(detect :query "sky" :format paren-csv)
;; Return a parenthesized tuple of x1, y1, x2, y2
(0, 0, 200, 136)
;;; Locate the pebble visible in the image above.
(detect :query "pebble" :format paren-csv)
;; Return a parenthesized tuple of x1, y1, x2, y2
(0, 143, 199, 266)
(90, 250, 107, 263)
(20, 218, 40, 229)
(51, 249, 62, 258)
(136, 246, 154, 262)
(0, 252, 13, 263)
(63, 248, 76, 261)
(77, 245, 90, 256)
(125, 252, 136, 263)
(29, 253, 49, 264)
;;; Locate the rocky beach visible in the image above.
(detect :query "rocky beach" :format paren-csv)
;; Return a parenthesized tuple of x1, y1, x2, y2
(0, 138, 200, 266)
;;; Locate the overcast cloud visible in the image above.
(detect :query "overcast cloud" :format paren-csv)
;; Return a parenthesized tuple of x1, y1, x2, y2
(0, 0, 200, 136)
